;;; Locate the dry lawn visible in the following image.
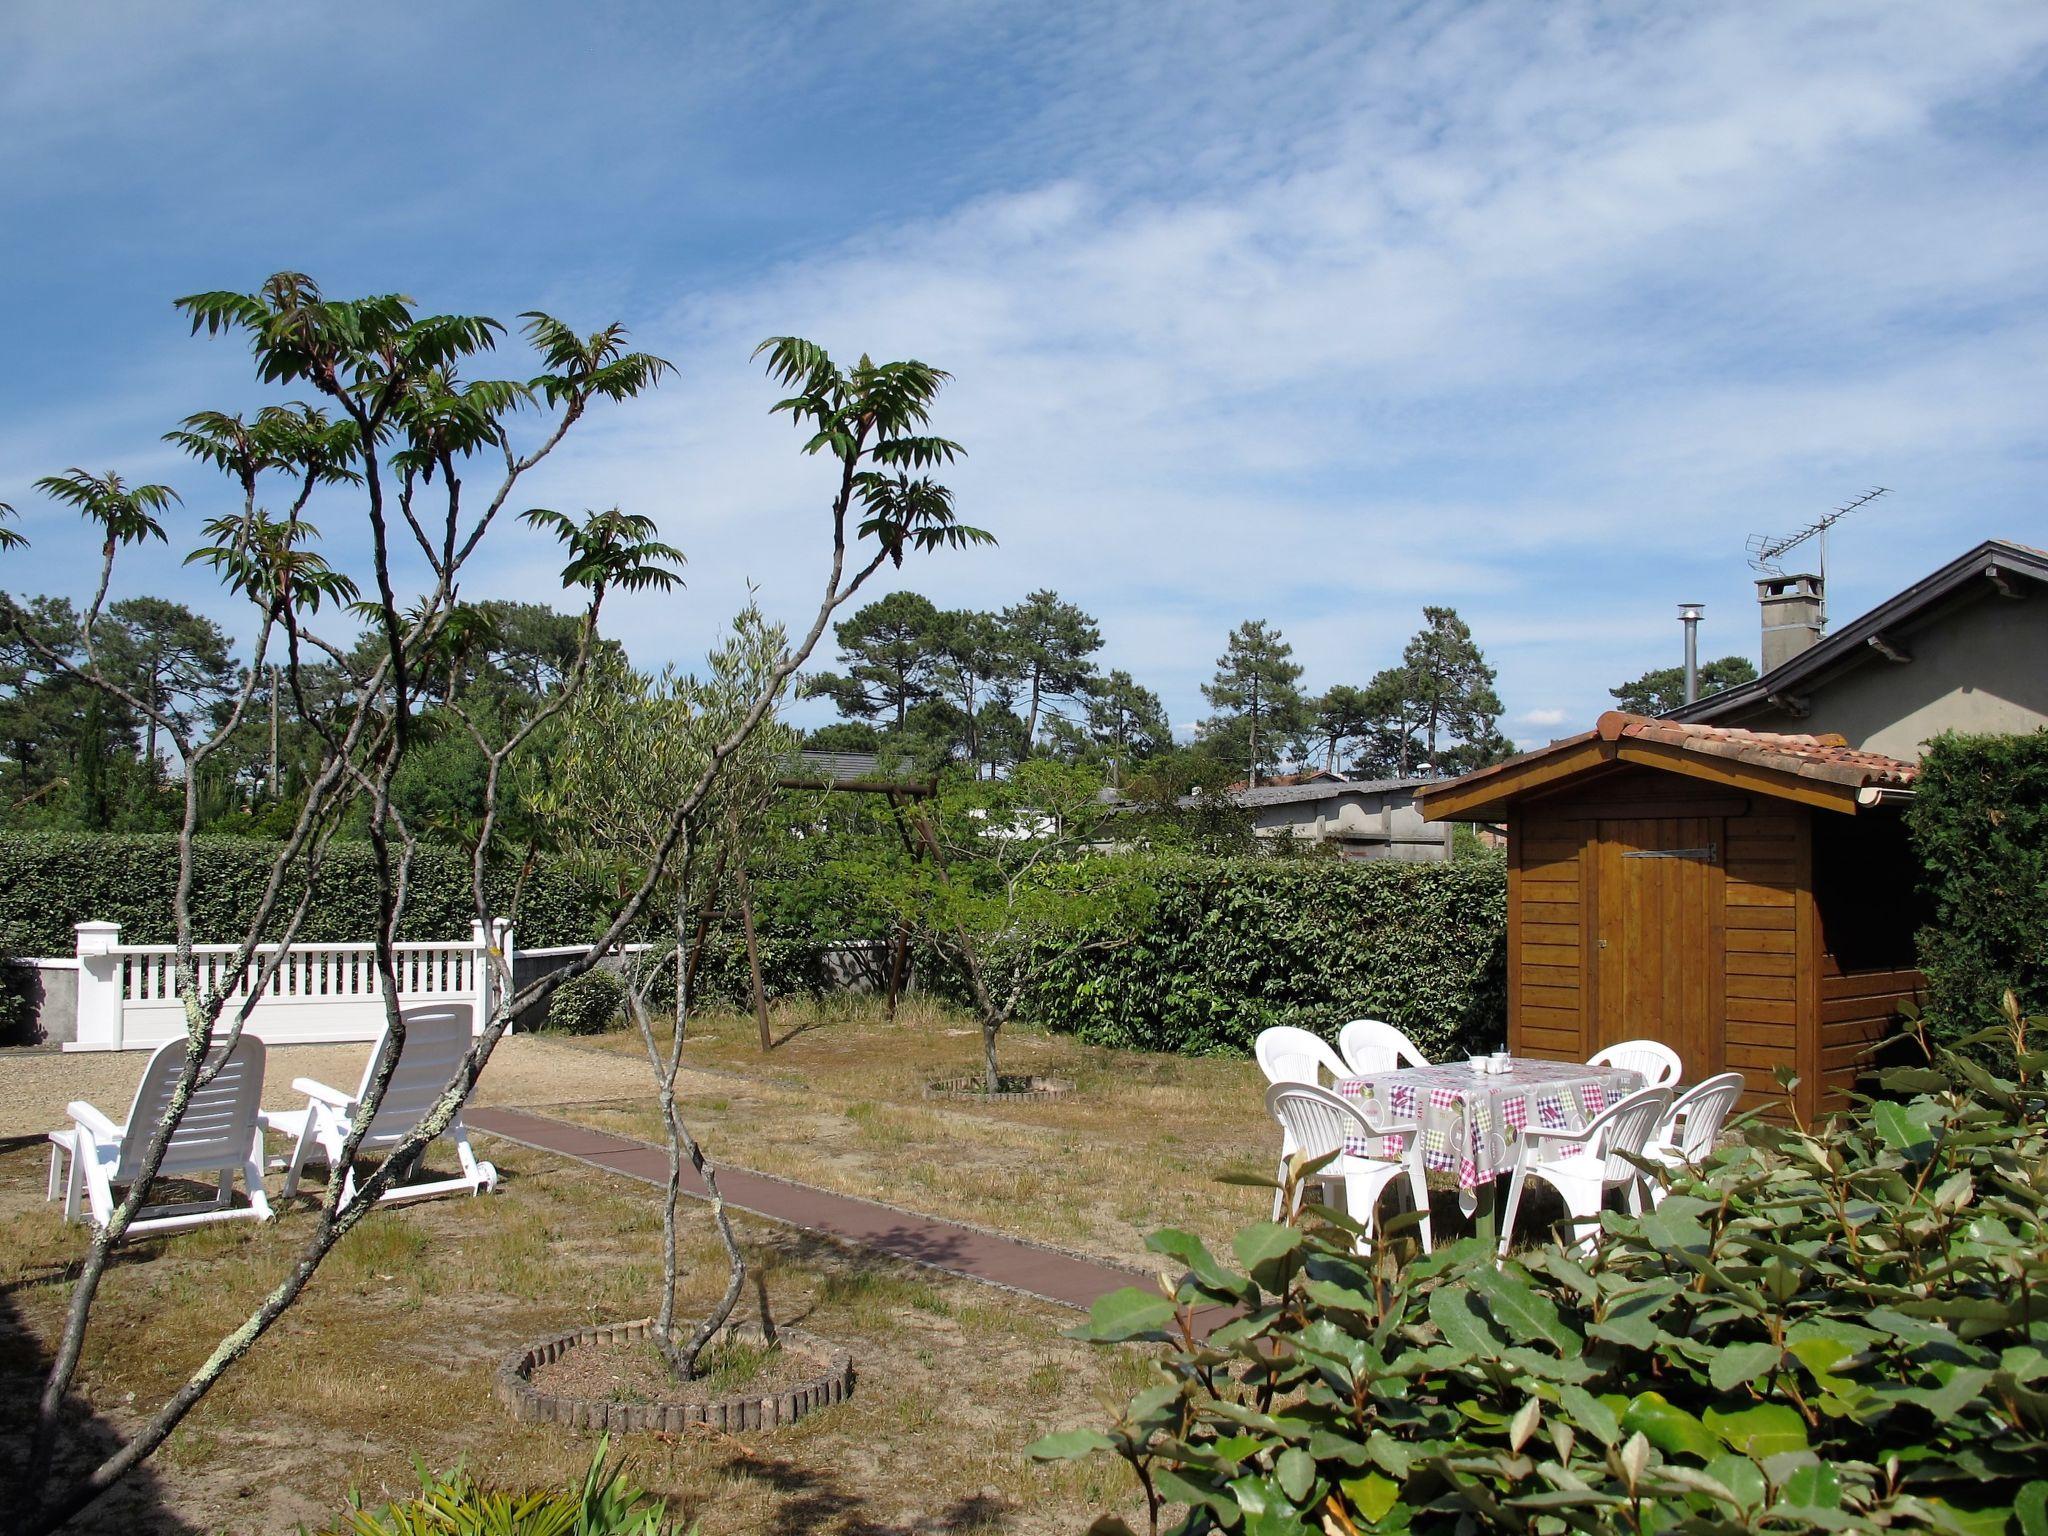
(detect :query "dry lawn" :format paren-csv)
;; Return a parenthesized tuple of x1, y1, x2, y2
(0, 1134, 1157, 1535)
(556, 996, 1282, 1268)
(0, 1003, 1282, 1534)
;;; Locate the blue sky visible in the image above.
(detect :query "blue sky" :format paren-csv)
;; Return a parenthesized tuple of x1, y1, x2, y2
(3, 2, 2045, 746)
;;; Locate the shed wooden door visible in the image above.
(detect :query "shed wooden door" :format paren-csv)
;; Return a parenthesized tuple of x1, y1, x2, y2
(1592, 816, 1724, 1079)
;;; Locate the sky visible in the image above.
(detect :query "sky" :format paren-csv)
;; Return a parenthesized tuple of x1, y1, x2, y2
(2, 1, 2044, 748)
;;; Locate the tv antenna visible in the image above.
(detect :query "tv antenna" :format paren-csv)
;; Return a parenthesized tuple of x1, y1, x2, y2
(1745, 487, 1888, 629)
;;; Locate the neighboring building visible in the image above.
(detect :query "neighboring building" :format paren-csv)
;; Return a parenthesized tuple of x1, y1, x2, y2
(1231, 777, 1451, 861)
(1418, 711, 1924, 1122)
(1670, 539, 2048, 759)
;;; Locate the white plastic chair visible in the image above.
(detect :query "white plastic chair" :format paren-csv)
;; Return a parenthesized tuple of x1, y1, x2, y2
(1587, 1039, 1682, 1088)
(1643, 1072, 1745, 1201)
(1255, 1027, 1354, 1217)
(1265, 1082, 1432, 1255)
(47, 1036, 273, 1237)
(1338, 1019, 1432, 1076)
(1496, 1085, 1672, 1258)
(259, 1005, 497, 1206)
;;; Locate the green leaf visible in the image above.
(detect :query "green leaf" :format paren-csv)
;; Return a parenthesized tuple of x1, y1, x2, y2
(1072, 1287, 1177, 1342)
(1709, 1341, 1785, 1392)
(1343, 1472, 1401, 1526)
(1467, 1265, 1577, 1352)
(2015, 1481, 2048, 1536)
(1428, 1283, 1502, 1359)
(1147, 1228, 1250, 1297)
(1704, 1453, 1768, 1512)
(1779, 1463, 1842, 1511)
(1872, 1100, 1935, 1154)
(1276, 1446, 1316, 1503)
(1233, 1222, 1307, 1274)
(1620, 1392, 1720, 1462)
(1704, 1402, 1809, 1459)
(1027, 1428, 1116, 1460)
(1559, 1385, 1622, 1447)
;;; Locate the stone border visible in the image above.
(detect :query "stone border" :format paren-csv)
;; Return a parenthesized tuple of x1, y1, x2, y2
(497, 1318, 852, 1434)
(923, 1074, 1075, 1103)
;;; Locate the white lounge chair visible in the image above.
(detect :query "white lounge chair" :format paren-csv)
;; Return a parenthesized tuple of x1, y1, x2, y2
(260, 1005, 497, 1206)
(47, 1036, 273, 1237)
(1587, 1039, 1682, 1088)
(1496, 1085, 1672, 1258)
(1642, 1072, 1745, 1203)
(1265, 1082, 1432, 1255)
(1338, 1018, 1431, 1076)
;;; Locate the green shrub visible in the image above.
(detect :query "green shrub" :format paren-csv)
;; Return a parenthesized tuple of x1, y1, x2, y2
(1017, 852, 1506, 1061)
(1040, 1009, 2048, 1533)
(547, 968, 628, 1034)
(0, 831, 605, 955)
(1909, 728, 2048, 1047)
(309, 1434, 689, 1534)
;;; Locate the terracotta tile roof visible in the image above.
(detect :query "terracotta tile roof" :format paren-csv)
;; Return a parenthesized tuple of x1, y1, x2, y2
(1593, 711, 1919, 788)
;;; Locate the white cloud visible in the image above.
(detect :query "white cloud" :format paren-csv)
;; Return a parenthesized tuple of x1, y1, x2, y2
(1520, 709, 1569, 728)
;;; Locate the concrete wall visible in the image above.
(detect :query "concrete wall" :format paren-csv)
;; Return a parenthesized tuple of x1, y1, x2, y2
(1250, 789, 1452, 860)
(1718, 589, 2048, 757)
(4, 959, 78, 1047)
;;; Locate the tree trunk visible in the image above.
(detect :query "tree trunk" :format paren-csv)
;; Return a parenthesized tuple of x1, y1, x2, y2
(736, 860, 771, 1052)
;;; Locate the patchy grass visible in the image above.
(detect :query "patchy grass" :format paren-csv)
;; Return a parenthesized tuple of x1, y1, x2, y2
(0, 1129, 1155, 1536)
(561, 996, 1280, 1266)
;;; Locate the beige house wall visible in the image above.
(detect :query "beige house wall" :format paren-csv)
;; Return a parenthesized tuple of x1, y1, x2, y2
(1714, 590, 2048, 758)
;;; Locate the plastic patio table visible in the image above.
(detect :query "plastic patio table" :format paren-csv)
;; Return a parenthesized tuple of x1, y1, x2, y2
(1335, 1057, 1645, 1247)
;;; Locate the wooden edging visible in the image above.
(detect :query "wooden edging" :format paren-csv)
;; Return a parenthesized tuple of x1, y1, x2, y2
(496, 1318, 853, 1434)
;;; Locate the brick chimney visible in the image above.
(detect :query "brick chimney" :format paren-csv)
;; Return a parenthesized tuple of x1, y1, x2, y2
(1756, 572, 1824, 671)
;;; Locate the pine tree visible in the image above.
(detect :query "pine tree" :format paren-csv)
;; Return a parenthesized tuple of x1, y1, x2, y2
(805, 590, 944, 728)
(1610, 656, 1758, 716)
(1201, 619, 1306, 787)
(998, 589, 1102, 749)
(1398, 605, 1506, 777)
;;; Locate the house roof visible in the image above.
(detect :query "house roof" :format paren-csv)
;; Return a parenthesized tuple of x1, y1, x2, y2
(1417, 711, 1918, 821)
(1672, 537, 2048, 724)
(1233, 776, 1431, 809)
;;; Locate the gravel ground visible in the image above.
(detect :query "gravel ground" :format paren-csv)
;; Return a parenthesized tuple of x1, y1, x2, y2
(0, 1033, 653, 1141)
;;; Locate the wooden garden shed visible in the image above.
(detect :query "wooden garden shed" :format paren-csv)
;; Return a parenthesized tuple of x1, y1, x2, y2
(1417, 711, 1925, 1122)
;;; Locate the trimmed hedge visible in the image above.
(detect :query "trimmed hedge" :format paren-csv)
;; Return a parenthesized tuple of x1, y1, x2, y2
(1908, 728, 2048, 1044)
(0, 831, 605, 956)
(1020, 853, 1507, 1061)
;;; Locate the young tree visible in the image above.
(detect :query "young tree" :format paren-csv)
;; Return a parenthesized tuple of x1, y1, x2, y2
(0, 276, 985, 1533)
(1609, 655, 1758, 715)
(999, 588, 1102, 749)
(1200, 619, 1306, 786)
(804, 588, 943, 729)
(1398, 605, 1506, 777)
(536, 617, 799, 1383)
(101, 596, 240, 781)
(1310, 683, 1374, 773)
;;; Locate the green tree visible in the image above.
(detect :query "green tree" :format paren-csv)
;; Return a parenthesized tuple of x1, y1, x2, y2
(1310, 682, 1375, 773)
(805, 589, 943, 729)
(928, 606, 1019, 776)
(102, 597, 239, 782)
(1200, 619, 1306, 786)
(1609, 654, 1758, 715)
(1398, 605, 1507, 777)
(1066, 668, 1171, 778)
(999, 588, 1102, 749)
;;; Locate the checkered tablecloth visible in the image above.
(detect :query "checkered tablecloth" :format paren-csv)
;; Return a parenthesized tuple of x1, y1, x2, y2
(1335, 1060, 1645, 1189)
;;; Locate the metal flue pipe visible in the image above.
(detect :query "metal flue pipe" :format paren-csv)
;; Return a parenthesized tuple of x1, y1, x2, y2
(1678, 602, 1703, 705)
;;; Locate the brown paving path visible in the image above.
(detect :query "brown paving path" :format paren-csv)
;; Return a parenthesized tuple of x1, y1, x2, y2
(467, 1105, 1193, 1316)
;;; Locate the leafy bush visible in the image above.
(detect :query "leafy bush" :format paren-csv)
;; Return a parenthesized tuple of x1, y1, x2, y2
(0, 831, 606, 955)
(1909, 729, 2048, 1046)
(547, 967, 628, 1034)
(1041, 1006, 2048, 1534)
(1019, 853, 1506, 1061)
(309, 1434, 690, 1534)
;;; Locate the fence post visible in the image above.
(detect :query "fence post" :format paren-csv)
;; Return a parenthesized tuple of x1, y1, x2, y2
(488, 918, 515, 1034)
(74, 921, 124, 1051)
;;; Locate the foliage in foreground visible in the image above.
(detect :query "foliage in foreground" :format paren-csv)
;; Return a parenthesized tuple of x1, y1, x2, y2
(1040, 1006, 2048, 1534)
(546, 967, 628, 1034)
(310, 1435, 691, 1536)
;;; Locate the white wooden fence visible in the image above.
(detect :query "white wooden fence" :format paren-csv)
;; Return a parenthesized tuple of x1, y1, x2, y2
(64, 919, 514, 1052)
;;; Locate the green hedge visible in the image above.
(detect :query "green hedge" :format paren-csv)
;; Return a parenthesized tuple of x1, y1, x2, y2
(1908, 729, 2048, 1045)
(1020, 853, 1507, 1061)
(0, 831, 605, 956)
